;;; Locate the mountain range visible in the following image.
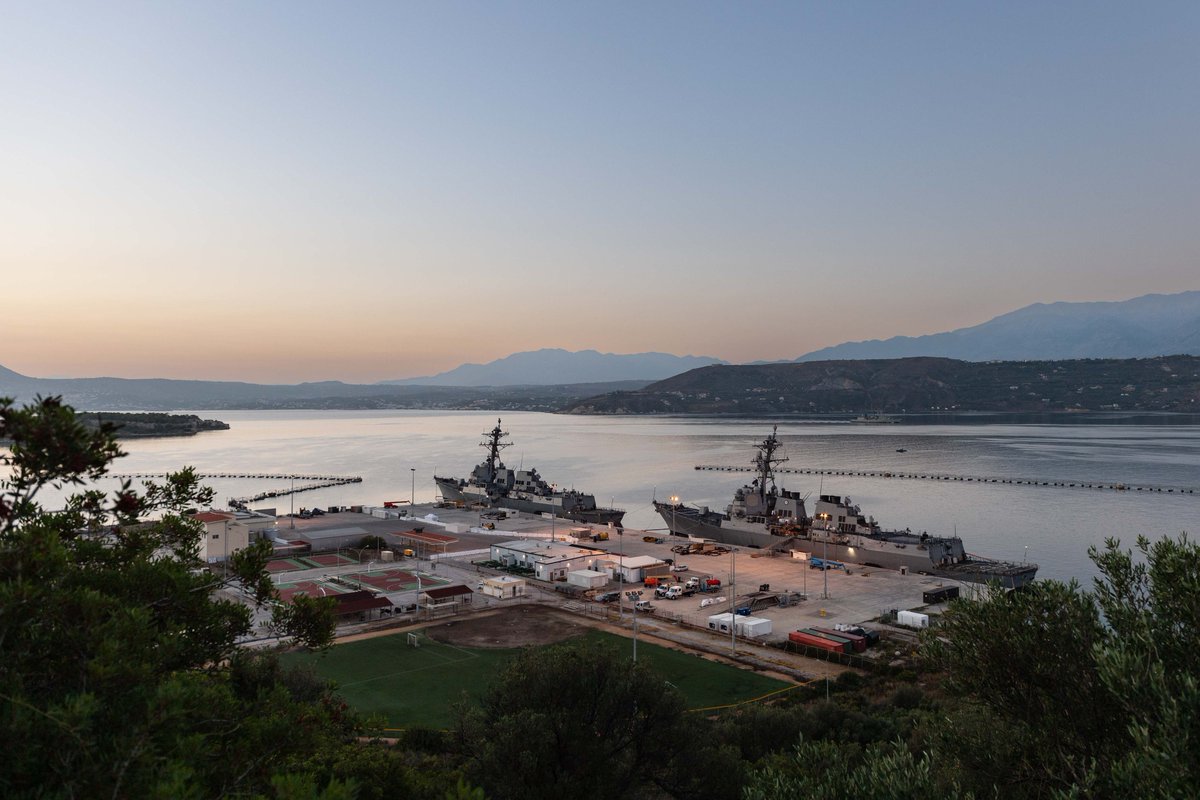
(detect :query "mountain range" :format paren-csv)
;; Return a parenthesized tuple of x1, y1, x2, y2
(378, 349, 725, 386)
(2, 291, 1198, 411)
(795, 291, 1200, 362)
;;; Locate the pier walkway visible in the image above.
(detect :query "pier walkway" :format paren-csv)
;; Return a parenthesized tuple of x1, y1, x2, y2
(110, 472, 363, 506)
(694, 465, 1197, 495)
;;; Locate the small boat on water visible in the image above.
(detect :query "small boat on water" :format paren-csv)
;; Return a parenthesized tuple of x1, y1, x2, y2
(852, 411, 899, 424)
(434, 419, 625, 525)
(652, 427, 1037, 588)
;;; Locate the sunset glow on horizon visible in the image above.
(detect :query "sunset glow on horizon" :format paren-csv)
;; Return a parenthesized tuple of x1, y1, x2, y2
(4, 2, 1198, 384)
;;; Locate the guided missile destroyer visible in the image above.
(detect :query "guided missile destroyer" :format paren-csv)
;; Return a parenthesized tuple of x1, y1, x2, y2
(434, 419, 625, 526)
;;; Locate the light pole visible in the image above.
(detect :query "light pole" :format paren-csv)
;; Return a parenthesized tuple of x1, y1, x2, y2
(632, 606, 638, 663)
(670, 495, 679, 535)
(618, 525, 625, 621)
(410, 468, 416, 509)
(821, 514, 830, 600)
(414, 571, 423, 617)
(289, 477, 295, 529)
(730, 547, 737, 655)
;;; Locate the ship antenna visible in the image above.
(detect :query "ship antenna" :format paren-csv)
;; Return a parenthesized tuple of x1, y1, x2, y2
(755, 424, 788, 499)
(481, 418, 513, 489)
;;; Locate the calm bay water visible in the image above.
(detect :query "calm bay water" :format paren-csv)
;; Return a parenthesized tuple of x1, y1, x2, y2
(17, 410, 1200, 584)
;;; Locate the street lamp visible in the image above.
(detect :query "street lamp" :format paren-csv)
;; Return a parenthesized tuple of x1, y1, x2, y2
(618, 524, 625, 621)
(410, 468, 416, 509)
(729, 547, 737, 655)
(815, 512, 831, 600)
(632, 605, 639, 663)
(670, 495, 679, 535)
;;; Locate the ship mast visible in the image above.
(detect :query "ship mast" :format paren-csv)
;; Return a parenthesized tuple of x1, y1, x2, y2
(480, 418, 513, 489)
(753, 425, 788, 500)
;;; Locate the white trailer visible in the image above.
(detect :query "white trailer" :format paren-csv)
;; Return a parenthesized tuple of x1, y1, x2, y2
(897, 610, 930, 628)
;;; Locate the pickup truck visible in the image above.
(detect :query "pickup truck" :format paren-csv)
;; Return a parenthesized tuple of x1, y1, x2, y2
(634, 600, 655, 612)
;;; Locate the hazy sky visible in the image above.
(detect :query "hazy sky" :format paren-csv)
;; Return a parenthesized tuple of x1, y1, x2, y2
(4, 2, 1197, 383)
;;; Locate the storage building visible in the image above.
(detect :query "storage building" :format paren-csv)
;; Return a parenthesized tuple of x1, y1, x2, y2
(480, 575, 526, 599)
(606, 554, 669, 584)
(566, 569, 609, 589)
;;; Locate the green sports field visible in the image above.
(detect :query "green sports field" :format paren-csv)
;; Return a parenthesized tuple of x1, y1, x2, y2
(284, 629, 792, 729)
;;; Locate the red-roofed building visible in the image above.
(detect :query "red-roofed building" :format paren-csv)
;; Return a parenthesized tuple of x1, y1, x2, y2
(330, 590, 393, 621)
(421, 585, 474, 611)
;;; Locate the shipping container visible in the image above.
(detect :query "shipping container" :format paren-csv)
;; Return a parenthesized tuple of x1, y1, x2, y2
(788, 630, 847, 653)
(801, 628, 855, 652)
(812, 627, 868, 652)
(923, 586, 960, 604)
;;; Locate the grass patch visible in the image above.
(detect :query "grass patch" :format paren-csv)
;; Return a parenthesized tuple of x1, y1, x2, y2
(284, 628, 792, 729)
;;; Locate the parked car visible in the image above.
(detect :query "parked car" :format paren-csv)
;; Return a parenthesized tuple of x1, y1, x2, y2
(595, 592, 620, 603)
(671, 564, 688, 572)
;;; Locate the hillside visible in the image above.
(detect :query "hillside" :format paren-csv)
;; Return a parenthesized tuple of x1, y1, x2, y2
(796, 291, 1200, 362)
(564, 356, 1200, 415)
(0, 364, 649, 412)
(74, 412, 230, 438)
(380, 348, 725, 386)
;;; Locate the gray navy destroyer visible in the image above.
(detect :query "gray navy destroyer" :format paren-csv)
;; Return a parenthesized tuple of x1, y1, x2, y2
(434, 419, 625, 525)
(653, 427, 1037, 588)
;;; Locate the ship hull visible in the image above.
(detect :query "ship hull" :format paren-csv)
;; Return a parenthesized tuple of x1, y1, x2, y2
(654, 502, 1036, 588)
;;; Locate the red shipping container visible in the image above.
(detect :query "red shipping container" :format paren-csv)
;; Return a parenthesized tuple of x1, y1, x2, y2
(812, 627, 868, 652)
(789, 630, 846, 653)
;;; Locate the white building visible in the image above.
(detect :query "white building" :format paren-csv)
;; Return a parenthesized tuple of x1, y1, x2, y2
(605, 554, 669, 584)
(480, 575, 526, 599)
(191, 511, 251, 563)
(488, 540, 607, 582)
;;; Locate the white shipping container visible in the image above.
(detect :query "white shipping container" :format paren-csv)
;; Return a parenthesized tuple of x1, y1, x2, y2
(567, 569, 608, 589)
(897, 610, 929, 628)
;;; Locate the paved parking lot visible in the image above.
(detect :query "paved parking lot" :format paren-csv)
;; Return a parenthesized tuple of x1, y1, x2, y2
(399, 504, 967, 640)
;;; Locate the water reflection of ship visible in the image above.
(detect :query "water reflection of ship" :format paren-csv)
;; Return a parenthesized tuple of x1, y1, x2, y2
(653, 427, 1037, 588)
(433, 419, 625, 525)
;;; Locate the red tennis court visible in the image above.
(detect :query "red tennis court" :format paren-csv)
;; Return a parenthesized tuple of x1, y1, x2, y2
(303, 553, 360, 568)
(343, 569, 449, 592)
(267, 557, 310, 573)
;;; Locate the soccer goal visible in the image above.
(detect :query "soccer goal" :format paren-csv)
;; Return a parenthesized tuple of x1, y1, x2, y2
(407, 632, 422, 648)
